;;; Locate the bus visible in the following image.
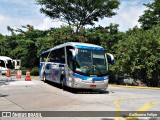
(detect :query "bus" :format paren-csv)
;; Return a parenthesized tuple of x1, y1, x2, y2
(0, 56, 14, 74)
(40, 42, 114, 90)
(0, 56, 21, 74)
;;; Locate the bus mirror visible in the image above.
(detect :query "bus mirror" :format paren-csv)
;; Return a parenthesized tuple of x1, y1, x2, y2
(106, 53, 114, 65)
(69, 49, 76, 61)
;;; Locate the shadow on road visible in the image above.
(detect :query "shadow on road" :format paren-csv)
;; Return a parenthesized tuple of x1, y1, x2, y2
(0, 94, 8, 97)
(43, 80, 109, 94)
(0, 79, 17, 86)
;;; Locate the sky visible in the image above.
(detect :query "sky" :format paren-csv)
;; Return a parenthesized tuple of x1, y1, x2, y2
(0, 0, 154, 35)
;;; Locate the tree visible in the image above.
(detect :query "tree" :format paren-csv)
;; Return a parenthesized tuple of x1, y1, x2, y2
(9, 27, 46, 68)
(138, 0, 160, 30)
(7, 26, 15, 35)
(112, 26, 160, 87)
(36, 0, 120, 33)
(0, 35, 10, 55)
(85, 24, 123, 52)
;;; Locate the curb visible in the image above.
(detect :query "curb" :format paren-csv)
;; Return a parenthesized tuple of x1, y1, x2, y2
(109, 84, 160, 90)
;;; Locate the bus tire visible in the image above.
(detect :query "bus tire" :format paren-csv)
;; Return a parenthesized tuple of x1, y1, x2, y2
(43, 73, 47, 82)
(60, 75, 65, 90)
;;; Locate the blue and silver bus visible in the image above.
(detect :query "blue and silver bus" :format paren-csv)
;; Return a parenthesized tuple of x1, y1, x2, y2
(40, 42, 114, 90)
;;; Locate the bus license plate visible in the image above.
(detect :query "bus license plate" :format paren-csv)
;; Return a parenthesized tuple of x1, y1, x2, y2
(90, 85, 96, 88)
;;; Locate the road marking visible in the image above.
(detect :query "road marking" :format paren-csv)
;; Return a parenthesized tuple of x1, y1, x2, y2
(112, 96, 160, 120)
(114, 98, 124, 120)
(123, 102, 160, 120)
(136, 102, 159, 111)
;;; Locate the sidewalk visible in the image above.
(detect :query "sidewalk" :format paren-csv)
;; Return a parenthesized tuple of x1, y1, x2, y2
(109, 84, 160, 90)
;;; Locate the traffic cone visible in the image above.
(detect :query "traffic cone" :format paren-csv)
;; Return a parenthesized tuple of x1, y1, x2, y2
(6, 69, 11, 77)
(16, 70, 21, 78)
(25, 70, 31, 81)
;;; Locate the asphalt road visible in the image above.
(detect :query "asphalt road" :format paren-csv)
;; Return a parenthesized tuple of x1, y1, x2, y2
(0, 76, 160, 120)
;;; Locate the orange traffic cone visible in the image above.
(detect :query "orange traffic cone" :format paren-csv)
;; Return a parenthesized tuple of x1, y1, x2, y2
(25, 70, 31, 81)
(6, 69, 11, 77)
(16, 70, 21, 78)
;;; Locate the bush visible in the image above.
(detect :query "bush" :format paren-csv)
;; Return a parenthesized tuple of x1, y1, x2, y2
(20, 67, 27, 75)
(22, 70, 27, 75)
(30, 67, 39, 76)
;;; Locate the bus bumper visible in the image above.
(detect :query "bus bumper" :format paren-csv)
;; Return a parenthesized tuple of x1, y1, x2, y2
(68, 77, 109, 90)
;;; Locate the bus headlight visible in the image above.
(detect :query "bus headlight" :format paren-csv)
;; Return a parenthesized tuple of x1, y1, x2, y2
(68, 77, 72, 81)
(104, 79, 109, 83)
(74, 77, 82, 83)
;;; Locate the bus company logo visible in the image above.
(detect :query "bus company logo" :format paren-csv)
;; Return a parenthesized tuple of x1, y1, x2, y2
(2, 112, 12, 117)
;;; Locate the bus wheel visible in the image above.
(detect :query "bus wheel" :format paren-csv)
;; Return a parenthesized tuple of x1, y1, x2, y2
(43, 74, 47, 82)
(60, 76, 65, 90)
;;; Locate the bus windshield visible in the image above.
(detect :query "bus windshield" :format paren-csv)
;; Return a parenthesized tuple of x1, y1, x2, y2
(75, 49, 108, 76)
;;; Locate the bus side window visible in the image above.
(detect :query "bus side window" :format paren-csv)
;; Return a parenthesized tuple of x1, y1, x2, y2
(61, 55, 65, 63)
(49, 48, 65, 63)
(0, 60, 5, 67)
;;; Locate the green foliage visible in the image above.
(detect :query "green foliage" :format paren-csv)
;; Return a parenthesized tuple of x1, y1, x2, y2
(22, 70, 27, 75)
(0, 35, 10, 55)
(138, 0, 160, 30)
(112, 26, 160, 87)
(36, 0, 120, 33)
(30, 67, 39, 76)
(85, 24, 124, 53)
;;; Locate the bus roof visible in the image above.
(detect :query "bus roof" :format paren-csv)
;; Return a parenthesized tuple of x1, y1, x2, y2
(0, 56, 12, 61)
(42, 42, 104, 55)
